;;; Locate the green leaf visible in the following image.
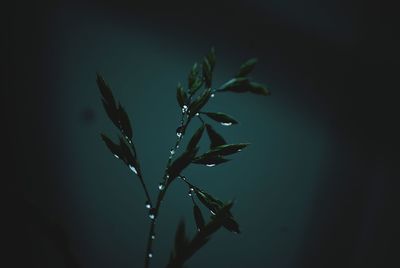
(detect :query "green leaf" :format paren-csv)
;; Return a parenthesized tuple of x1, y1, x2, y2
(167, 148, 199, 183)
(218, 77, 270, 96)
(117, 105, 133, 140)
(236, 58, 258, 77)
(192, 155, 230, 166)
(189, 88, 212, 117)
(202, 112, 238, 125)
(119, 137, 137, 167)
(188, 63, 203, 94)
(100, 133, 121, 158)
(175, 220, 189, 254)
(206, 47, 216, 71)
(193, 204, 205, 231)
(207, 143, 250, 156)
(101, 99, 119, 128)
(96, 73, 116, 109)
(202, 58, 212, 88)
(222, 216, 241, 234)
(248, 82, 270, 96)
(176, 83, 187, 108)
(194, 189, 224, 215)
(205, 124, 226, 149)
(186, 125, 205, 152)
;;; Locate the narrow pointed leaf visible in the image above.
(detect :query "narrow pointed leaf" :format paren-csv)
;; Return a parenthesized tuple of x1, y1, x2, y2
(189, 88, 212, 117)
(187, 125, 205, 152)
(96, 73, 116, 109)
(176, 83, 187, 108)
(119, 137, 136, 166)
(167, 148, 199, 183)
(218, 77, 250, 93)
(202, 58, 212, 88)
(205, 124, 226, 148)
(236, 58, 258, 77)
(206, 47, 216, 71)
(118, 105, 133, 140)
(203, 112, 238, 125)
(101, 99, 119, 128)
(188, 63, 202, 94)
(192, 156, 230, 166)
(222, 217, 241, 234)
(208, 143, 250, 156)
(248, 82, 270, 96)
(193, 204, 205, 231)
(100, 133, 121, 158)
(194, 189, 224, 215)
(175, 220, 189, 253)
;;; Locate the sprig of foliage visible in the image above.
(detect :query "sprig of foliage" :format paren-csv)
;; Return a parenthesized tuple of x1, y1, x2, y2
(97, 47, 270, 268)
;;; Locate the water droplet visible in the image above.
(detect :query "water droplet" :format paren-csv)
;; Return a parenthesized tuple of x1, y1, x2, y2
(176, 145, 180, 149)
(129, 165, 138, 174)
(211, 93, 215, 98)
(145, 201, 151, 209)
(166, 174, 170, 179)
(170, 149, 175, 155)
(210, 210, 216, 215)
(114, 154, 119, 159)
(181, 105, 188, 114)
(148, 252, 153, 258)
(176, 126, 184, 138)
(188, 191, 193, 197)
(151, 234, 156, 240)
(158, 183, 165, 191)
(206, 164, 216, 167)
(149, 214, 155, 220)
(195, 112, 200, 116)
(197, 228, 201, 232)
(221, 122, 232, 126)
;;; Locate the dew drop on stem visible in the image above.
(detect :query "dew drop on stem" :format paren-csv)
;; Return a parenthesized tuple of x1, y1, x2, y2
(145, 201, 151, 209)
(129, 165, 138, 174)
(158, 183, 165, 191)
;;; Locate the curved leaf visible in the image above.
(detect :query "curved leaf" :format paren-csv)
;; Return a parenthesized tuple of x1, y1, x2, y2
(236, 58, 258, 77)
(193, 204, 205, 231)
(189, 88, 212, 117)
(187, 125, 205, 152)
(203, 112, 238, 125)
(248, 82, 270, 96)
(100, 133, 121, 158)
(118, 105, 133, 140)
(205, 124, 226, 149)
(176, 83, 187, 108)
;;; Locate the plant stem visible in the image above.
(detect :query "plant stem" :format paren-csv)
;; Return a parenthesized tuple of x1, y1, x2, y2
(143, 111, 192, 268)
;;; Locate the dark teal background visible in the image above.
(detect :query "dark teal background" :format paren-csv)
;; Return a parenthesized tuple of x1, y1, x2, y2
(7, 1, 398, 268)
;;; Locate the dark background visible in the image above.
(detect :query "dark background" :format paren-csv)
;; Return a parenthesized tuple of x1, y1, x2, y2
(6, 1, 399, 267)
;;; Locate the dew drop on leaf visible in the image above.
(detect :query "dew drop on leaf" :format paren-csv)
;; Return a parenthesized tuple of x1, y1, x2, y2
(206, 164, 216, 167)
(211, 93, 215, 98)
(114, 154, 119, 159)
(221, 122, 233, 126)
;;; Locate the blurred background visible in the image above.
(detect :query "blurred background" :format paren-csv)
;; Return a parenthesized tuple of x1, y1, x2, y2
(6, 1, 398, 267)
